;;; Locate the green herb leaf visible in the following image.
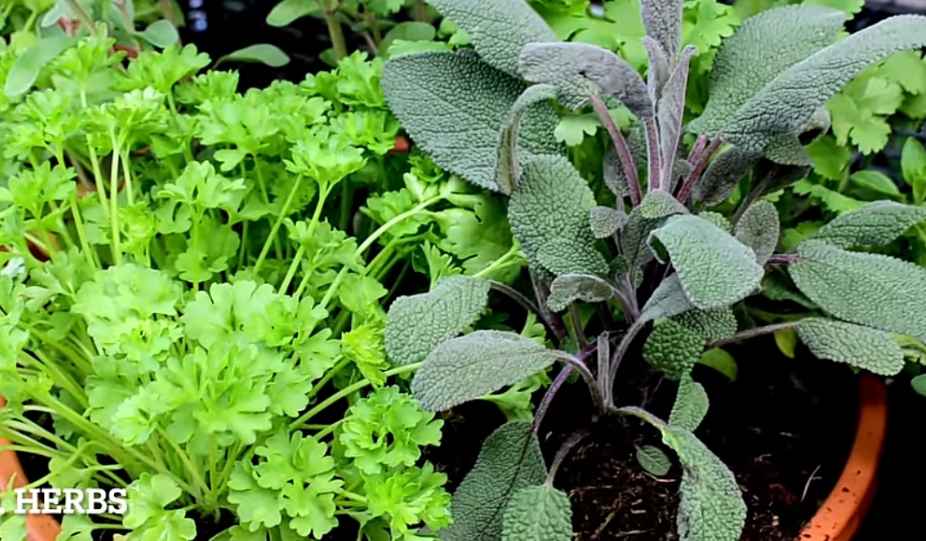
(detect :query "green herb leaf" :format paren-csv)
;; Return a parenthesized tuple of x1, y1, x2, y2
(5, 34, 74, 98)
(443, 421, 547, 541)
(385, 276, 491, 366)
(218, 44, 291, 67)
(546, 273, 616, 312)
(797, 318, 904, 376)
(412, 330, 560, 411)
(267, 0, 320, 27)
(790, 240, 926, 340)
(649, 214, 764, 309)
(734, 200, 779, 265)
(636, 444, 672, 477)
(509, 155, 608, 275)
(428, 0, 556, 75)
(136, 20, 180, 48)
(812, 201, 926, 248)
(669, 375, 709, 432)
(501, 485, 572, 541)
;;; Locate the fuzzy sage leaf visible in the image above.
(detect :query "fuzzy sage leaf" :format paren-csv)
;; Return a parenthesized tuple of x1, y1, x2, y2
(385, 276, 491, 366)
(547, 273, 617, 312)
(382, 51, 559, 192)
(518, 42, 652, 118)
(443, 421, 547, 541)
(811, 201, 926, 249)
(501, 485, 572, 541)
(428, 0, 556, 76)
(670, 376, 710, 432)
(412, 331, 560, 411)
(589, 206, 627, 239)
(509, 155, 609, 275)
(641, 0, 683, 63)
(735, 200, 780, 265)
(649, 215, 764, 309)
(790, 240, 926, 340)
(796, 318, 904, 376)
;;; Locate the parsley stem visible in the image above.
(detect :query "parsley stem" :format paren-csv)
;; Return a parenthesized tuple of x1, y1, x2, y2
(279, 245, 306, 293)
(121, 147, 134, 206)
(473, 242, 521, 279)
(253, 176, 305, 275)
(109, 133, 122, 265)
(290, 362, 423, 429)
(86, 142, 109, 220)
(69, 192, 98, 269)
(158, 428, 210, 504)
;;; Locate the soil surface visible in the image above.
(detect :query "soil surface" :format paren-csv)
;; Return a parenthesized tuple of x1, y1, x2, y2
(433, 337, 858, 541)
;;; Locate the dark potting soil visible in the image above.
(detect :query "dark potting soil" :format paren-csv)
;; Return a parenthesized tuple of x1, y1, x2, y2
(431, 338, 858, 541)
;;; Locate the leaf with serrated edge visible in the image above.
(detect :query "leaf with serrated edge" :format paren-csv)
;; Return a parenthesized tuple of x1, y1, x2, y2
(670, 375, 709, 432)
(735, 200, 780, 265)
(797, 318, 904, 376)
(509, 155, 608, 275)
(690, 5, 846, 136)
(650, 215, 764, 309)
(412, 331, 560, 411)
(386, 276, 490, 365)
(443, 421, 547, 541)
(501, 485, 572, 541)
(812, 201, 926, 248)
(790, 240, 926, 340)
(429, 0, 555, 76)
(547, 273, 616, 312)
(723, 14, 926, 155)
(383, 51, 559, 192)
(518, 42, 651, 118)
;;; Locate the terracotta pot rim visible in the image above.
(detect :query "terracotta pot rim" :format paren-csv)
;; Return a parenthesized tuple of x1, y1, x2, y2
(2, 375, 889, 541)
(796, 373, 888, 541)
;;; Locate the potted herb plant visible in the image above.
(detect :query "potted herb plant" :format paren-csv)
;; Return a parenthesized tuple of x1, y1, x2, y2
(380, 1, 926, 539)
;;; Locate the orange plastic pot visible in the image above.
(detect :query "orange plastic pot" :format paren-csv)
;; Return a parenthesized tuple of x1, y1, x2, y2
(0, 397, 61, 541)
(797, 374, 888, 541)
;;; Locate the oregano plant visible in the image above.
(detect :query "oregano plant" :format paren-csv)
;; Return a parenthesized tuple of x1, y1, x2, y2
(381, 1, 926, 540)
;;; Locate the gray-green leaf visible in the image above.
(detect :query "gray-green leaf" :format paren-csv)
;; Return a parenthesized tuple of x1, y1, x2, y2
(670, 376, 710, 432)
(723, 14, 926, 155)
(735, 200, 780, 265)
(644, 319, 704, 379)
(690, 5, 845, 136)
(797, 318, 904, 376)
(501, 485, 572, 541)
(413, 331, 561, 411)
(509, 155, 609, 275)
(498, 84, 559, 194)
(443, 421, 547, 541)
(641, 274, 695, 321)
(812, 201, 926, 249)
(674, 308, 738, 343)
(386, 276, 491, 365)
(658, 46, 697, 190)
(790, 240, 926, 340)
(589, 206, 627, 239)
(692, 145, 756, 207)
(547, 273, 616, 312)
(383, 51, 559, 192)
(428, 0, 556, 76)
(641, 0, 683, 62)
(518, 42, 651, 117)
(650, 215, 764, 309)
(662, 426, 747, 541)
(639, 191, 688, 220)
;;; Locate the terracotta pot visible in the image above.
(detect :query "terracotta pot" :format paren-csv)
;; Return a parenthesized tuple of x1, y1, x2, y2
(0, 375, 890, 541)
(0, 397, 61, 541)
(797, 374, 888, 541)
